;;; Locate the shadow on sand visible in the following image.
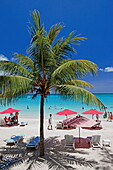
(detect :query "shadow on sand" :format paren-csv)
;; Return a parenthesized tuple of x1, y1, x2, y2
(0, 136, 99, 169)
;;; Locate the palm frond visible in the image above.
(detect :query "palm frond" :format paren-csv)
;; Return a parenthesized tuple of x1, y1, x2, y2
(65, 80, 93, 88)
(0, 75, 32, 105)
(14, 53, 34, 70)
(48, 23, 64, 45)
(28, 10, 41, 38)
(55, 84, 105, 109)
(0, 61, 31, 77)
(52, 36, 76, 61)
(51, 60, 98, 81)
(28, 33, 57, 76)
(52, 31, 86, 61)
(29, 10, 46, 43)
(65, 31, 87, 45)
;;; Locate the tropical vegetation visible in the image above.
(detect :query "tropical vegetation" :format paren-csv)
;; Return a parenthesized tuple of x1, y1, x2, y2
(0, 10, 104, 157)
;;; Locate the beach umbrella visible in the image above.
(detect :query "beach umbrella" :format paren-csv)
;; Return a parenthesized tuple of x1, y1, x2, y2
(56, 109, 77, 118)
(82, 109, 104, 115)
(63, 115, 98, 142)
(0, 108, 20, 114)
(82, 109, 104, 119)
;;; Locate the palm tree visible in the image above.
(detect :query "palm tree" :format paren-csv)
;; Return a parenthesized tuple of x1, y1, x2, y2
(0, 10, 104, 157)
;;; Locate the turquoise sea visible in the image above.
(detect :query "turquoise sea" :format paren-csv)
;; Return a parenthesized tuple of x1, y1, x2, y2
(0, 94, 113, 118)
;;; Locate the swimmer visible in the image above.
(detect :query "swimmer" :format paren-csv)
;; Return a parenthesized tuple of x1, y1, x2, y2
(27, 106, 29, 109)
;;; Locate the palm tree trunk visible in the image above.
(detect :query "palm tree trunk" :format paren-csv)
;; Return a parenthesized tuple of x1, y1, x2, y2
(40, 94, 44, 156)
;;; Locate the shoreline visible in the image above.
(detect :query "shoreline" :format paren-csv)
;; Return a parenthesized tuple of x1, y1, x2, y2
(0, 94, 113, 118)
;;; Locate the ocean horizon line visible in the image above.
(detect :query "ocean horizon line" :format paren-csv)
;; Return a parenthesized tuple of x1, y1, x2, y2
(27, 93, 113, 95)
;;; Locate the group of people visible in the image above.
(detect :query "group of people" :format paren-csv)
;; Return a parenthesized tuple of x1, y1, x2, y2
(103, 111, 112, 121)
(4, 112, 19, 125)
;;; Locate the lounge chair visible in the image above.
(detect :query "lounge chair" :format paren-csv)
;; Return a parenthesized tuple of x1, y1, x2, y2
(0, 119, 5, 126)
(6, 134, 25, 145)
(26, 136, 40, 149)
(64, 135, 74, 149)
(20, 121, 28, 126)
(102, 139, 111, 147)
(56, 121, 73, 129)
(56, 122, 63, 129)
(91, 135, 101, 148)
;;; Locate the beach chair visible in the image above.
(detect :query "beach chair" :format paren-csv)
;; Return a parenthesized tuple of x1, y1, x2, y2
(6, 134, 25, 145)
(26, 136, 40, 149)
(91, 135, 101, 148)
(56, 122, 63, 129)
(0, 119, 5, 126)
(64, 135, 74, 149)
(102, 139, 111, 147)
(20, 121, 28, 126)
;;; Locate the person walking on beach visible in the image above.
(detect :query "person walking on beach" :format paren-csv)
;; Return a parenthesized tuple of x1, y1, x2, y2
(48, 114, 53, 130)
(110, 112, 112, 122)
(107, 112, 111, 121)
(96, 114, 99, 122)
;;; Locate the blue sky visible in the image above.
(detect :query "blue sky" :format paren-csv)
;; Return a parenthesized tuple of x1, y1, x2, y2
(0, 0, 113, 93)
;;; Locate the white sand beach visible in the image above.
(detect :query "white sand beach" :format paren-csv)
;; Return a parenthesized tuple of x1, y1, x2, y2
(0, 116, 113, 170)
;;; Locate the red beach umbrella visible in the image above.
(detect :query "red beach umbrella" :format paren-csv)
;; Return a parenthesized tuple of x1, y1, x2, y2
(82, 109, 104, 115)
(0, 108, 21, 114)
(56, 109, 77, 117)
(82, 109, 104, 119)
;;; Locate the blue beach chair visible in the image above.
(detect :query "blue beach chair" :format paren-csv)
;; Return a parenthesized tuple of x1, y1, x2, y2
(6, 134, 25, 145)
(26, 136, 40, 149)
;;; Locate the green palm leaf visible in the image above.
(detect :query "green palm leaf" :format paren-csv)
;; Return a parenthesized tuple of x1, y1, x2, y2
(55, 84, 104, 109)
(52, 31, 86, 61)
(28, 10, 41, 38)
(0, 75, 32, 104)
(0, 61, 31, 77)
(52, 60, 98, 81)
(14, 53, 34, 69)
(64, 80, 93, 88)
(48, 23, 64, 45)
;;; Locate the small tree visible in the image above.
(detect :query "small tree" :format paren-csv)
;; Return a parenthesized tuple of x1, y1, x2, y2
(0, 10, 104, 156)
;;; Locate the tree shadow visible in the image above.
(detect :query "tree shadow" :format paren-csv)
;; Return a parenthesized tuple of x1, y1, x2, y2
(0, 136, 98, 170)
(94, 147, 113, 170)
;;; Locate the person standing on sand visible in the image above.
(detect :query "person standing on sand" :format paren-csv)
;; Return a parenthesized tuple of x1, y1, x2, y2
(107, 112, 110, 121)
(96, 114, 99, 122)
(110, 112, 112, 122)
(15, 112, 19, 124)
(48, 114, 53, 130)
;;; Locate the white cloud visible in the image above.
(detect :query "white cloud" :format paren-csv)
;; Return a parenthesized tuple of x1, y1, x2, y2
(11, 57, 16, 61)
(99, 68, 104, 71)
(99, 67, 113, 72)
(0, 54, 9, 61)
(104, 67, 113, 72)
